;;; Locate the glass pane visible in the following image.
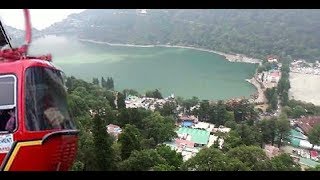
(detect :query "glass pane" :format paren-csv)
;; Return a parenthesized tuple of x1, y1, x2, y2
(0, 76, 15, 108)
(25, 67, 75, 131)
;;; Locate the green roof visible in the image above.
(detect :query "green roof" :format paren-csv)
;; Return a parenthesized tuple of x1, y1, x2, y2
(290, 137, 301, 147)
(177, 127, 210, 145)
(290, 129, 306, 140)
(299, 157, 320, 168)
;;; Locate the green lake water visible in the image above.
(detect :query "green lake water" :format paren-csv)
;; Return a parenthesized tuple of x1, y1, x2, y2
(29, 35, 257, 100)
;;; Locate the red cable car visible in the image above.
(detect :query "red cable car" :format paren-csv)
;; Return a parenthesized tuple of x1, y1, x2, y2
(0, 9, 78, 171)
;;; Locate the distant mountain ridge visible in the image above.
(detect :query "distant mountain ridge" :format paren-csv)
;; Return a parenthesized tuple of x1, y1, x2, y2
(5, 9, 320, 62)
(1, 24, 43, 47)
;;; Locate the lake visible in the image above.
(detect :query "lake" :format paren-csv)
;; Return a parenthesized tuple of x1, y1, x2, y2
(29, 35, 257, 100)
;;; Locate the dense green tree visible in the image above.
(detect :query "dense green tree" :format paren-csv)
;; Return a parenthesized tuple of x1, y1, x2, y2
(223, 131, 244, 152)
(182, 147, 248, 171)
(287, 100, 320, 118)
(282, 106, 292, 116)
(111, 142, 122, 169)
(270, 154, 301, 171)
(141, 138, 156, 149)
(235, 123, 262, 147)
(187, 96, 200, 108)
(233, 99, 258, 123)
(103, 90, 116, 109)
(178, 96, 200, 114)
(265, 87, 278, 111)
(213, 139, 220, 149)
(307, 124, 320, 149)
(67, 93, 90, 118)
(226, 145, 271, 171)
(92, 113, 115, 170)
(65, 76, 77, 92)
(157, 101, 177, 117)
(278, 60, 291, 106)
(145, 89, 163, 99)
(117, 92, 126, 109)
(142, 112, 177, 144)
(196, 100, 210, 121)
(215, 101, 232, 126)
(118, 124, 143, 160)
(71, 161, 85, 171)
(118, 149, 167, 171)
(74, 126, 96, 171)
(276, 113, 291, 148)
(175, 96, 185, 106)
(258, 118, 277, 146)
(101, 77, 107, 89)
(156, 145, 183, 170)
(292, 105, 306, 118)
(225, 111, 235, 122)
(123, 89, 140, 97)
(117, 108, 152, 129)
(106, 77, 114, 90)
(224, 119, 237, 129)
(92, 78, 99, 85)
(152, 164, 176, 171)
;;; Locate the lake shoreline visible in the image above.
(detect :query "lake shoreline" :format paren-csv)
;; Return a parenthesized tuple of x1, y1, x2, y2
(245, 77, 266, 104)
(78, 39, 262, 64)
(76, 38, 262, 101)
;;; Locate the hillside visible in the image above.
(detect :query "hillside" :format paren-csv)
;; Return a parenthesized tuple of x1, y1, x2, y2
(1, 24, 42, 47)
(40, 9, 320, 62)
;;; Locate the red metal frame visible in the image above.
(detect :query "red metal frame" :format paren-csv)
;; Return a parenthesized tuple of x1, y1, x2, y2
(0, 9, 51, 62)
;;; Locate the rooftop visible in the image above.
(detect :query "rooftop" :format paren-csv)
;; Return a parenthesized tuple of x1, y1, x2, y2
(177, 127, 210, 145)
(299, 157, 320, 168)
(264, 144, 280, 158)
(295, 116, 320, 134)
(290, 129, 307, 140)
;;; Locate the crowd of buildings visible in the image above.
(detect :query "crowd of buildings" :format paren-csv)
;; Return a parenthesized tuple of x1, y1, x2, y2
(107, 94, 233, 161)
(256, 58, 282, 89)
(125, 94, 175, 111)
(291, 60, 320, 75)
(287, 116, 320, 167)
(165, 114, 231, 161)
(105, 65, 320, 168)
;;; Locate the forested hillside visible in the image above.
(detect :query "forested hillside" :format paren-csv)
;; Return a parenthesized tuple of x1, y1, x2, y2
(41, 9, 320, 62)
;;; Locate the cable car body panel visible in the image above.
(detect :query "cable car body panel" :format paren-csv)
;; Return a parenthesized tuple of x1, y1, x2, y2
(0, 59, 78, 171)
(0, 9, 79, 171)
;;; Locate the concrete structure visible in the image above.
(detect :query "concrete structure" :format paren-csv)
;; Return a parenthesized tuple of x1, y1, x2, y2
(107, 124, 122, 139)
(125, 95, 175, 111)
(268, 58, 278, 63)
(212, 125, 231, 133)
(207, 135, 224, 149)
(179, 114, 198, 122)
(193, 122, 213, 131)
(264, 144, 280, 158)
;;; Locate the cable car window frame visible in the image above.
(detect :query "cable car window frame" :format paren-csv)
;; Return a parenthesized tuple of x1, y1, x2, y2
(0, 75, 16, 110)
(0, 74, 17, 134)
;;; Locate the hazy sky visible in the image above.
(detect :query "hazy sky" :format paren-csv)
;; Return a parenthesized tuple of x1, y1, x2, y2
(0, 9, 86, 30)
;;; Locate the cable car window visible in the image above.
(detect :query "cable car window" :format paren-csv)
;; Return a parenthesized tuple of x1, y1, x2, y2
(0, 75, 16, 133)
(0, 75, 16, 109)
(25, 67, 75, 131)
